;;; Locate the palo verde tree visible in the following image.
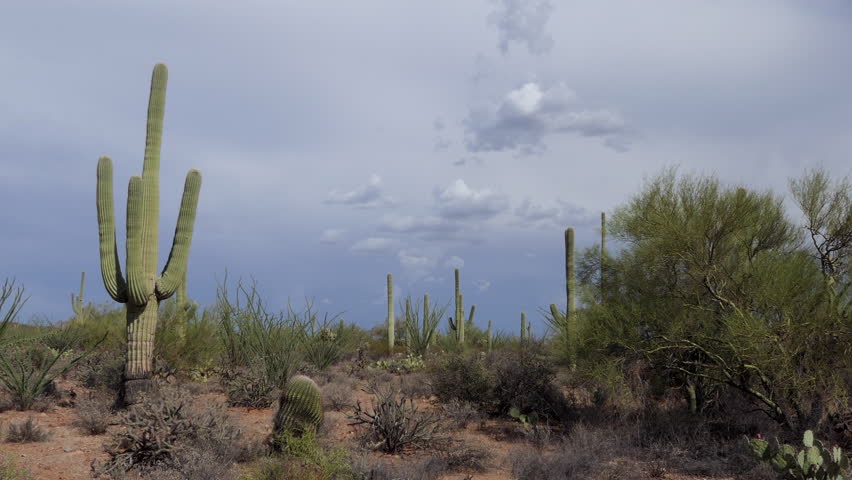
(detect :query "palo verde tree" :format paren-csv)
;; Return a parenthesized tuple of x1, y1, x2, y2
(96, 63, 202, 405)
(577, 167, 851, 432)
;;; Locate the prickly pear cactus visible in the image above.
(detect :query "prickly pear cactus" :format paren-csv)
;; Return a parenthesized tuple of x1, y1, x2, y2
(273, 375, 323, 440)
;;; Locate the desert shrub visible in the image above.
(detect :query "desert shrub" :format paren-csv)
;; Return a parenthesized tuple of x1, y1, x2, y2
(154, 300, 220, 377)
(77, 347, 125, 394)
(4, 417, 50, 443)
(215, 276, 301, 388)
(291, 299, 347, 371)
(348, 384, 444, 453)
(428, 352, 491, 408)
(321, 381, 354, 411)
(370, 353, 426, 374)
(510, 425, 629, 480)
(487, 349, 571, 422)
(95, 388, 244, 477)
(435, 442, 490, 472)
(398, 372, 432, 400)
(221, 364, 278, 408)
(350, 456, 448, 480)
(74, 393, 113, 435)
(268, 428, 354, 479)
(0, 454, 31, 480)
(441, 399, 482, 430)
(0, 322, 105, 410)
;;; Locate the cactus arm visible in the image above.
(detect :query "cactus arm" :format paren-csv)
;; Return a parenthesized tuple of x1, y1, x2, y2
(467, 304, 476, 327)
(125, 175, 150, 306)
(96, 156, 128, 303)
(141, 64, 167, 291)
(156, 170, 202, 299)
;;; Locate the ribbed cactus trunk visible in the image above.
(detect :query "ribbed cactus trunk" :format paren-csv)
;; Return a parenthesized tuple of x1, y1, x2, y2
(455, 269, 464, 344)
(96, 63, 201, 405)
(486, 319, 492, 352)
(423, 294, 430, 338)
(387, 273, 394, 351)
(520, 312, 526, 343)
(565, 227, 577, 369)
(600, 212, 606, 303)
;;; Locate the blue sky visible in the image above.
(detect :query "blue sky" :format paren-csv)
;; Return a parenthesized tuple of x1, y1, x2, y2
(2, 1, 851, 334)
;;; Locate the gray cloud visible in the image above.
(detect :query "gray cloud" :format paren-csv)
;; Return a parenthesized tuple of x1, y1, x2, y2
(464, 82, 631, 154)
(326, 174, 395, 208)
(487, 0, 555, 56)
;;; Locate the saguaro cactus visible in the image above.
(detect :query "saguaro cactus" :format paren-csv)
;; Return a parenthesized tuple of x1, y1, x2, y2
(387, 273, 395, 351)
(565, 227, 577, 368)
(70, 271, 87, 322)
(486, 319, 492, 352)
(455, 269, 464, 344)
(600, 212, 606, 301)
(96, 63, 201, 405)
(520, 312, 526, 342)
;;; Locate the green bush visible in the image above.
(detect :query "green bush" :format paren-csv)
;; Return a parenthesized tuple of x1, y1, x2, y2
(428, 352, 491, 408)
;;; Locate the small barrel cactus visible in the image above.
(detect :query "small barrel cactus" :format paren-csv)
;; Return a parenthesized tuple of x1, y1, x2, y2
(273, 375, 323, 441)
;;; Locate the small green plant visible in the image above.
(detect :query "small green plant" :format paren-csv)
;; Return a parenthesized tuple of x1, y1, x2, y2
(292, 299, 346, 371)
(509, 406, 538, 429)
(0, 453, 32, 480)
(748, 430, 850, 480)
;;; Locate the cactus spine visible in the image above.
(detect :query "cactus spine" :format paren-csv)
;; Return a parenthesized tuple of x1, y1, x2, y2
(565, 227, 577, 369)
(387, 273, 394, 351)
(96, 63, 202, 405)
(273, 375, 323, 444)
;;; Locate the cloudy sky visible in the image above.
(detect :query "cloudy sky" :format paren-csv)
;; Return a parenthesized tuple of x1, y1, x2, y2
(2, 1, 851, 334)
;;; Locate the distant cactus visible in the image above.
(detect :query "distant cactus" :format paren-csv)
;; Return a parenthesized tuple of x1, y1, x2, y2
(387, 273, 395, 351)
(486, 319, 492, 352)
(448, 269, 475, 345)
(70, 271, 88, 322)
(273, 375, 323, 442)
(565, 227, 577, 368)
(520, 312, 526, 342)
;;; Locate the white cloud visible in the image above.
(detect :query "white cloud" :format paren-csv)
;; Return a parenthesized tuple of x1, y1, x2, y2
(464, 82, 631, 154)
(326, 174, 395, 208)
(433, 179, 511, 220)
(351, 237, 397, 255)
(319, 228, 346, 244)
(474, 279, 491, 291)
(443, 256, 465, 269)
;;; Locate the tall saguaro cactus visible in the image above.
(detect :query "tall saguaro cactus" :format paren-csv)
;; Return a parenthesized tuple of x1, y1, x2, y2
(387, 273, 395, 351)
(600, 212, 606, 301)
(565, 227, 577, 368)
(96, 63, 202, 405)
(520, 312, 526, 342)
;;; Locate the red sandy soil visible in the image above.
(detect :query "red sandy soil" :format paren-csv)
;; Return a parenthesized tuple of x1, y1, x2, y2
(0, 375, 740, 480)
